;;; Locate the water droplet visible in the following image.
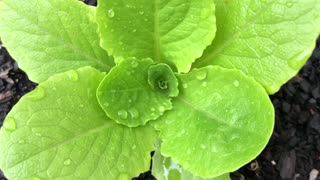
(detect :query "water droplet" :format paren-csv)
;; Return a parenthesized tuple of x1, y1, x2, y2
(108, 9, 115, 18)
(158, 106, 165, 112)
(3, 117, 16, 131)
(132, 144, 137, 150)
(288, 49, 311, 70)
(118, 110, 128, 120)
(128, 108, 139, 119)
(196, 70, 207, 80)
(286, 2, 293, 7)
(104, 102, 109, 107)
(187, 149, 191, 155)
(202, 81, 207, 87)
(151, 108, 155, 111)
(132, 29, 137, 33)
(182, 83, 188, 88)
(29, 87, 46, 101)
(183, 162, 190, 169)
(233, 80, 239, 87)
(211, 145, 218, 152)
(131, 60, 139, 68)
(63, 159, 71, 165)
(66, 70, 79, 82)
(201, 144, 207, 149)
(139, 11, 144, 15)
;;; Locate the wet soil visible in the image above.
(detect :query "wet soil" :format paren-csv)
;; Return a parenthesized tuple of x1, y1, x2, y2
(0, 0, 319, 179)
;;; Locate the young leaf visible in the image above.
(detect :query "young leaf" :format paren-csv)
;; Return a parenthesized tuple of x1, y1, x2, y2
(97, 58, 178, 127)
(0, 67, 156, 179)
(96, 0, 216, 72)
(0, 0, 114, 83)
(193, 0, 320, 94)
(152, 140, 231, 180)
(151, 66, 274, 178)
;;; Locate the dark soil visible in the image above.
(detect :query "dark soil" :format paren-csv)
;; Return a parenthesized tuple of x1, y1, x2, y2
(0, 1, 319, 179)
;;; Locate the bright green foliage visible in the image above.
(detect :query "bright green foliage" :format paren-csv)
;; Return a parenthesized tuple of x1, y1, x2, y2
(152, 140, 231, 180)
(97, 58, 177, 127)
(151, 66, 274, 177)
(194, 0, 320, 94)
(96, 0, 216, 72)
(0, 0, 114, 82)
(0, 67, 156, 179)
(0, 0, 319, 179)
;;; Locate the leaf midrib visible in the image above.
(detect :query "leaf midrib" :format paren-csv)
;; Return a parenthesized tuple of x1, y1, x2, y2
(153, 0, 161, 62)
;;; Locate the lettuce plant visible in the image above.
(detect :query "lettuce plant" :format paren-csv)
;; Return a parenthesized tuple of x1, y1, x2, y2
(0, 0, 319, 179)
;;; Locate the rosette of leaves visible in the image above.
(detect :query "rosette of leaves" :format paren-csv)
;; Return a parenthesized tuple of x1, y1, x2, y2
(0, 0, 319, 179)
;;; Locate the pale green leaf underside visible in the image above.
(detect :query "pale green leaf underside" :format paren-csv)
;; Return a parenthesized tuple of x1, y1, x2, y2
(0, 0, 114, 83)
(194, 0, 320, 94)
(151, 66, 274, 177)
(97, 58, 175, 127)
(0, 67, 156, 180)
(96, 0, 216, 72)
(152, 140, 230, 180)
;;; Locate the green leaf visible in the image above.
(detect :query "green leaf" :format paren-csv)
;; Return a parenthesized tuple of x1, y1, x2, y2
(96, 0, 216, 73)
(0, 0, 114, 83)
(97, 58, 178, 127)
(0, 67, 156, 179)
(193, 0, 320, 94)
(151, 66, 274, 178)
(152, 140, 231, 180)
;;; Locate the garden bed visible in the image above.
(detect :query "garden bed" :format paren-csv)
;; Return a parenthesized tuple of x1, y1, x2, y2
(0, 0, 319, 179)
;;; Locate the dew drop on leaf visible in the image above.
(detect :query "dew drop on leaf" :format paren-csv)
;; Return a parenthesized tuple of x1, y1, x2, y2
(128, 108, 139, 119)
(132, 29, 137, 33)
(182, 83, 188, 88)
(158, 106, 165, 112)
(132, 144, 137, 150)
(118, 110, 128, 119)
(66, 70, 79, 82)
(131, 60, 139, 68)
(201, 81, 207, 87)
(29, 86, 46, 101)
(3, 117, 16, 131)
(139, 11, 144, 15)
(201, 144, 207, 149)
(108, 9, 115, 18)
(63, 159, 72, 166)
(195, 70, 207, 80)
(286, 2, 293, 7)
(233, 80, 239, 87)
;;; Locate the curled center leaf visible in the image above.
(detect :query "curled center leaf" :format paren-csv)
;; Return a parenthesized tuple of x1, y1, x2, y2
(148, 63, 179, 98)
(97, 58, 179, 127)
